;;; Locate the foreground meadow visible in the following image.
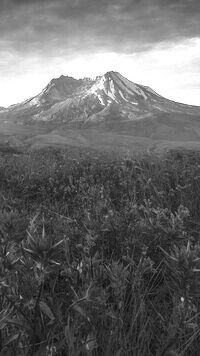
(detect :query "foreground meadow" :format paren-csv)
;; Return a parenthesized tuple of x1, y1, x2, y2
(1, 147, 200, 355)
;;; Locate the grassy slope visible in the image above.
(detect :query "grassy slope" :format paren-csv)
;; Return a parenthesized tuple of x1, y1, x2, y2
(1, 123, 200, 155)
(1, 107, 200, 154)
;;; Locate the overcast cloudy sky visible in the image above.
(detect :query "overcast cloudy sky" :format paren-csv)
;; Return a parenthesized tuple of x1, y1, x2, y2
(0, 0, 200, 107)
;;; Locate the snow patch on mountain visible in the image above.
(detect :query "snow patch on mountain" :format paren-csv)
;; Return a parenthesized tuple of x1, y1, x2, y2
(87, 75, 119, 104)
(89, 76, 106, 93)
(107, 79, 118, 102)
(88, 77, 106, 105)
(29, 97, 40, 106)
(112, 73, 148, 100)
(119, 90, 129, 102)
(97, 95, 105, 106)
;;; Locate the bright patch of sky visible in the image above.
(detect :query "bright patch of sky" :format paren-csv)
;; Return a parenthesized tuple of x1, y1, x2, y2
(0, 37, 200, 107)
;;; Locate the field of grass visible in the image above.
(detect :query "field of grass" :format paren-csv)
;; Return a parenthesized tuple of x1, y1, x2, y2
(1, 147, 200, 355)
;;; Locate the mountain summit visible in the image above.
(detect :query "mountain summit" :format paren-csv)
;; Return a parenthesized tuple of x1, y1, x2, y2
(1, 71, 200, 150)
(24, 71, 161, 108)
(10, 71, 199, 126)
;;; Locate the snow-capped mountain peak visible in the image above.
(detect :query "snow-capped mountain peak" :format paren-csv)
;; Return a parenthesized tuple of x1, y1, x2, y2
(21, 71, 160, 110)
(5, 71, 200, 129)
(1, 71, 200, 152)
(82, 71, 161, 107)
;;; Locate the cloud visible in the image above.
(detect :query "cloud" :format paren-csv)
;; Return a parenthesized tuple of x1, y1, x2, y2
(0, 0, 200, 57)
(0, 0, 200, 106)
(0, 38, 200, 107)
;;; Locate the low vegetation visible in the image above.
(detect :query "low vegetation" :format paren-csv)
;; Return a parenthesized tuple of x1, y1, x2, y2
(1, 147, 200, 355)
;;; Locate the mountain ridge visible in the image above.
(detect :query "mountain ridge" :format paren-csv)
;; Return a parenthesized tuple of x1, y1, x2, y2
(3, 71, 200, 111)
(6, 71, 200, 122)
(0, 71, 200, 153)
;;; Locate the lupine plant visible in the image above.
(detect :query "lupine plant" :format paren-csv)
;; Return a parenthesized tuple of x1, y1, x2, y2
(0, 147, 200, 355)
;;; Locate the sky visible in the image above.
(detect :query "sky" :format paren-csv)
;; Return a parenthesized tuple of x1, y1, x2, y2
(0, 0, 200, 107)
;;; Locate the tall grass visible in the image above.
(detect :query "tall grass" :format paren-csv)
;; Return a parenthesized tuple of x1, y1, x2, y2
(0, 147, 200, 355)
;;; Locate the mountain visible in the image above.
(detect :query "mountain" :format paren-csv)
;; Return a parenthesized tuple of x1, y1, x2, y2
(1, 71, 200, 152)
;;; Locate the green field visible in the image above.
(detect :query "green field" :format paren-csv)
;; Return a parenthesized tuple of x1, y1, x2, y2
(1, 147, 200, 355)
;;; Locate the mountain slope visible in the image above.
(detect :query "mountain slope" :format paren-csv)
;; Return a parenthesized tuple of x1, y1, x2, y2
(0, 71, 200, 152)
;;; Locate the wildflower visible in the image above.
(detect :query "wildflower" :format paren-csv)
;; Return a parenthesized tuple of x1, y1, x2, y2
(77, 261, 83, 274)
(141, 245, 148, 257)
(46, 346, 56, 356)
